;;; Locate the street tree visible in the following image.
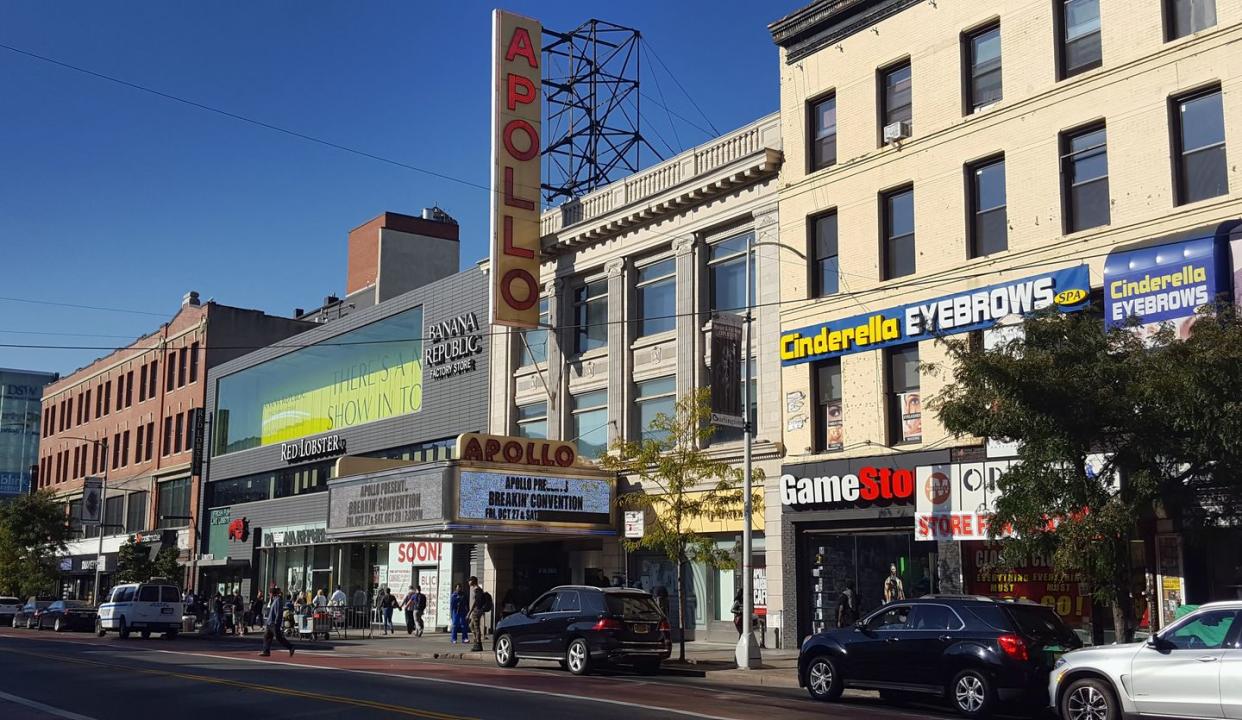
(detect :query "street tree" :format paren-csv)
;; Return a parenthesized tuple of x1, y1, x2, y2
(929, 306, 1242, 642)
(0, 490, 72, 598)
(117, 536, 182, 587)
(601, 388, 763, 661)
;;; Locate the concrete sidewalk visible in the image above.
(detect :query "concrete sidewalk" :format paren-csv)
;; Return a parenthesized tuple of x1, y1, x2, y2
(184, 627, 803, 689)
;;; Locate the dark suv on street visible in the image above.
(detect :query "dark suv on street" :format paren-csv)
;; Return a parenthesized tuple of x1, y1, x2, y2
(493, 585, 671, 675)
(798, 595, 1081, 717)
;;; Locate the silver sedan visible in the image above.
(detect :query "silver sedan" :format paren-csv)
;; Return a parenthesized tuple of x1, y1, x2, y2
(1049, 600, 1242, 720)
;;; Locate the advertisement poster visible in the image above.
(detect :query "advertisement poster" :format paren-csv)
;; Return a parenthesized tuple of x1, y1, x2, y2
(900, 392, 921, 443)
(962, 542, 1087, 627)
(710, 313, 744, 428)
(914, 461, 1014, 541)
(824, 401, 844, 451)
(418, 568, 440, 628)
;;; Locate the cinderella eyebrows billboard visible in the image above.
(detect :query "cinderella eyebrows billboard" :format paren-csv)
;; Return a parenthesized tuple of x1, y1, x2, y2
(213, 307, 424, 455)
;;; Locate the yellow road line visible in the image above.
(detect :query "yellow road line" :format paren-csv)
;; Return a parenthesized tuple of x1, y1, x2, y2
(5, 647, 474, 720)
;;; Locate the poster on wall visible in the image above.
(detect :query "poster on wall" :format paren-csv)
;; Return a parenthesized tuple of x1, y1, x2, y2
(418, 568, 440, 628)
(900, 393, 921, 443)
(1156, 534, 1184, 628)
(962, 542, 1088, 627)
(824, 401, 844, 451)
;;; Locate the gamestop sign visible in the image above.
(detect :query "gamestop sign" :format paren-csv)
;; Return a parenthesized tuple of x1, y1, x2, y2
(490, 9, 542, 329)
(780, 467, 915, 509)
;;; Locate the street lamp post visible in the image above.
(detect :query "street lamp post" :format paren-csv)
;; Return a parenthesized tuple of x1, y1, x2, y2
(63, 436, 109, 605)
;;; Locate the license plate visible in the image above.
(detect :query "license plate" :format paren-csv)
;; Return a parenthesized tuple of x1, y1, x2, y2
(161, 607, 173, 614)
(632, 624, 649, 634)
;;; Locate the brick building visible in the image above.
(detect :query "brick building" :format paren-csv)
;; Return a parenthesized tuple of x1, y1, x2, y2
(39, 292, 310, 600)
(769, 0, 1242, 645)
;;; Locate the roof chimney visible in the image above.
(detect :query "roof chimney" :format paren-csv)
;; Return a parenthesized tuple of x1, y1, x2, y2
(182, 291, 201, 307)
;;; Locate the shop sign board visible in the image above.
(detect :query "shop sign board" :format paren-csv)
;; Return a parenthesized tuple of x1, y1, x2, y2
(780, 466, 915, 509)
(962, 542, 1088, 627)
(394, 541, 442, 564)
(780, 266, 1090, 365)
(1104, 235, 1224, 337)
(425, 312, 485, 380)
(458, 470, 612, 526)
(709, 313, 744, 428)
(328, 470, 446, 534)
(261, 523, 327, 548)
(457, 432, 578, 469)
(914, 461, 1013, 541)
(623, 510, 644, 538)
(489, 9, 542, 329)
(280, 433, 346, 463)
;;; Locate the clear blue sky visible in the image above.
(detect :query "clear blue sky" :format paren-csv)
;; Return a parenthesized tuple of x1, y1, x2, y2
(0, 1, 794, 376)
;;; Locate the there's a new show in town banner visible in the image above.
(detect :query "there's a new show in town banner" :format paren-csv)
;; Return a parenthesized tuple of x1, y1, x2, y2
(490, 10, 542, 329)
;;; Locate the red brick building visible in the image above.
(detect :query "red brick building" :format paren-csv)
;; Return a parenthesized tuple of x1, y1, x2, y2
(38, 292, 309, 600)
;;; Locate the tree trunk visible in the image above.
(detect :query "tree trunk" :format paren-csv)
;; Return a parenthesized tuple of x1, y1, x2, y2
(676, 555, 687, 662)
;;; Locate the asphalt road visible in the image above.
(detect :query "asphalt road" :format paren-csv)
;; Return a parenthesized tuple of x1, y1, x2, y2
(0, 628, 965, 720)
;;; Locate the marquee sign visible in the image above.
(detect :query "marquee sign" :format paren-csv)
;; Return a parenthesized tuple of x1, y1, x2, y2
(780, 266, 1090, 365)
(458, 470, 612, 525)
(489, 9, 543, 329)
(457, 432, 578, 469)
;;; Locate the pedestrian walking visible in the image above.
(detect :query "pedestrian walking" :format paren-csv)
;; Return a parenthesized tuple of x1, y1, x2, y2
(449, 583, 469, 645)
(313, 588, 328, 609)
(329, 585, 347, 606)
(411, 585, 426, 637)
(249, 593, 264, 632)
(731, 586, 744, 636)
(211, 593, 225, 636)
(260, 587, 295, 658)
(401, 586, 417, 636)
(381, 588, 397, 635)
(468, 576, 485, 652)
(232, 593, 246, 635)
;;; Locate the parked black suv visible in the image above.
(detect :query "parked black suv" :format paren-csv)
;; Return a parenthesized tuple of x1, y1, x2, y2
(798, 595, 1081, 717)
(493, 585, 671, 675)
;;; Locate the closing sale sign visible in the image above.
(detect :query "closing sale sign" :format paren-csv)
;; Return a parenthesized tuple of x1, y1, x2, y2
(780, 266, 1090, 365)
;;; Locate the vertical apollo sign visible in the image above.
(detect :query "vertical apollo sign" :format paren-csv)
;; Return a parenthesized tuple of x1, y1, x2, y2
(490, 10, 542, 329)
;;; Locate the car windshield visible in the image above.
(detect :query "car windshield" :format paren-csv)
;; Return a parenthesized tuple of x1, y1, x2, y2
(604, 594, 663, 621)
(1004, 604, 1078, 646)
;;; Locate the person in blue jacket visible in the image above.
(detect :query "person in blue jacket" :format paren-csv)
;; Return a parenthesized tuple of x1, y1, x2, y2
(449, 583, 469, 644)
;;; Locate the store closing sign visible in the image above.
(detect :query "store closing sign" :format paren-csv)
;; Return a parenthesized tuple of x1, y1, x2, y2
(914, 461, 1015, 541)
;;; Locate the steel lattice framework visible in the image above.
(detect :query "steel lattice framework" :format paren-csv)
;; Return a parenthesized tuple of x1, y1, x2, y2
(541, 19, 659, 206)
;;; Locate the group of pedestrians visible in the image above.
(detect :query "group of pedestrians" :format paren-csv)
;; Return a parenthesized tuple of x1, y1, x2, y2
(374, 584, 430, 636)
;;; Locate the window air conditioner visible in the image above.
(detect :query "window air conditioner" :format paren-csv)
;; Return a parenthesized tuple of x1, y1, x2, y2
(883, 121, 911, 144)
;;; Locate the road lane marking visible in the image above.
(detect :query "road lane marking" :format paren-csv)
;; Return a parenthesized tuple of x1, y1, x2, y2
(0, 690, 99, 720)
(3, 647, 472, 720)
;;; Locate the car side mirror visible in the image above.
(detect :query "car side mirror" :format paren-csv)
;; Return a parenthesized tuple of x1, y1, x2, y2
(1146, 635, 1167, 651)
(854, 620, 865, 631)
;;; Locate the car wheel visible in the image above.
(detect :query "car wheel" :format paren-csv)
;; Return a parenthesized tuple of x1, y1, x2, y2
(1061, 678, 1118, 720)
(118, 618, 129, 639)
(565, 638, 592, 676)
(96, 620, 105, 637)
(494, 634, 518, 668)
(53, 618, 62, 633)
(140, 630, 151, 640)
(950, 669, 995, 718)
(633, 658, 661, 675)
(804, 654, 844, 702)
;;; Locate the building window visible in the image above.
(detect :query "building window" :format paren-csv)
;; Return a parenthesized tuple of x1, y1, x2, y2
(519, 297, 549, 367)
(636, 258, 676, 336)
(185, 408, 198, 452)
(1166, 0, 1216, 40)
(148, 359, 158, 398)
(145, 421, 155, 462)
(1058, 0, 1102, 79)
(156, 478, 191, 529)
(75, 395, 83, 426)
(121, 430, 130, 467)
(177, 348, 187, 387)
(104, 496, 123, 536)
(886, 346, 921, 445)
(809, 93, 837, 170)
(1062, 124, 1110, 232)
(810, 212, 839, 298)
(125, 371, 134, 407)
(573, 279, 608, 354)
(135, 425, 145, 465)
(126, 491, 148, 532)
(634, 376, 676, 443)
(814, 357, 844, 449)
(91, 443, 100, 474)
(969, 156, 1007, 258)
(138, 366, 147, 403)
(115, 376, 124, 412)
(166, 353, 176, 390)
(965, 23, 1002, 113)
(709, 232, 754, 312)
(162, 416, 172, 456)
(570, 389, 609, 459)
(111, 433, 121, 470)
(880, 61, 913, 141)
(189, 342, 200, 383)
(174, 413, 185, 454)
(882, 187, 916, 279)
(1174, 86, 1228, 205)
(515, 401, 548, 439)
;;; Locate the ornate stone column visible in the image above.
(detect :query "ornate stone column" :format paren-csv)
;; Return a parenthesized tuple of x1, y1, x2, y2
(605, 258, 628, 447)
(673, 234, 700, 404)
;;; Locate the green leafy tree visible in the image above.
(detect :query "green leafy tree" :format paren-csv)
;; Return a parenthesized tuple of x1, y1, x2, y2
(152, 545, 182, 585)
(0, 490, 72, 598)
(929, 306, 1242, 641)
(601, 388, 763, 661)
(115, 537, 154, 584)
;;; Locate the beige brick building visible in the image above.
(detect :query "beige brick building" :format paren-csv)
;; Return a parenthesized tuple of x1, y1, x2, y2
(769, 0, 1242, 644)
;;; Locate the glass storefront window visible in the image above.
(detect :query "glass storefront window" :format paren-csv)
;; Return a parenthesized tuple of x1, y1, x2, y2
(213, 306, 424, 456)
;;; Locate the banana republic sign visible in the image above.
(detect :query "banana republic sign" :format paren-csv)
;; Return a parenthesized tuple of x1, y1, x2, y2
(425, 312, 484, 380)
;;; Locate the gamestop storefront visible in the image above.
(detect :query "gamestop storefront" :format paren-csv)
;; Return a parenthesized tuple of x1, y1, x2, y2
(780, 449, 951, 642)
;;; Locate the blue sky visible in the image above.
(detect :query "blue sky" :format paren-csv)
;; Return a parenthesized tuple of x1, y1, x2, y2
(0, 1, 793, 375)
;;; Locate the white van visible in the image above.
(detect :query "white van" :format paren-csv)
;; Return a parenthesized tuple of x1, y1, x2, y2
(97, 581, 183, 639)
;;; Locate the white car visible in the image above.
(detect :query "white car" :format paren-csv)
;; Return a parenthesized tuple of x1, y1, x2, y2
(1050, 600, 1242, 720)
(0, 596, 21, 623)
(97, 582, 184, 639)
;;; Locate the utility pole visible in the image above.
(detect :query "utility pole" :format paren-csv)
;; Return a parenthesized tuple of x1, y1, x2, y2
(65, 436, 110, 605)
(735, 233, 760, 670)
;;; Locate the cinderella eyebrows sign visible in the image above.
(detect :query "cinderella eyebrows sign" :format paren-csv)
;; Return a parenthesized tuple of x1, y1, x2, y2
(489, 9, 542, 329)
